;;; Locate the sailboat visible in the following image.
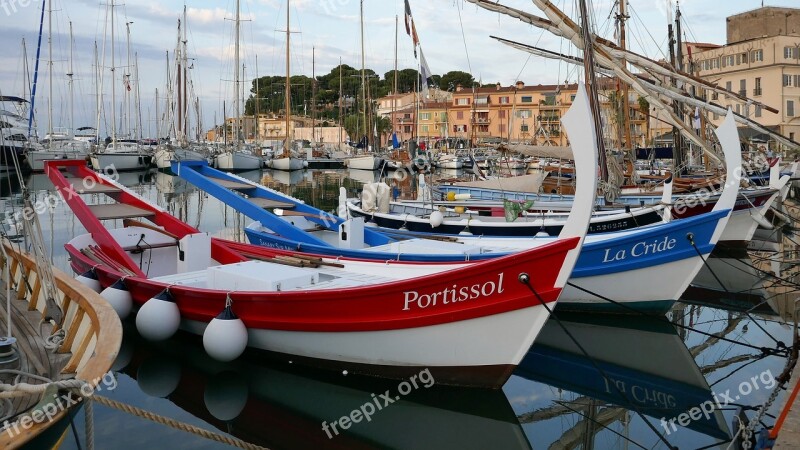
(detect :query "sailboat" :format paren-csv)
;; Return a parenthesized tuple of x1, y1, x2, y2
(90, 0, 151, 172)
(153, 7, 207, 171)
(212, 0, 263, 172)
(27, 13, 89, 172)
(266, 0, 305, 172)
(343, 0, 384, 172)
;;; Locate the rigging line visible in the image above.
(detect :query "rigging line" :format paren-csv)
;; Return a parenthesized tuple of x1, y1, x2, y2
(708, 354, 769, 388)
(520, 278, 677, 449)
(566, 281, 788, 357)
(455, 1, 473, 76)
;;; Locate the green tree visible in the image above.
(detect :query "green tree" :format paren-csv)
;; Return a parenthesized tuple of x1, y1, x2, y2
(439, 71, 476, 90)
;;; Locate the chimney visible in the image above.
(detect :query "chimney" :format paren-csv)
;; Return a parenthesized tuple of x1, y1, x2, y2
(496, 82, 501, 91)
(455, 84, 463, 92)
(515, 80, 525, 89)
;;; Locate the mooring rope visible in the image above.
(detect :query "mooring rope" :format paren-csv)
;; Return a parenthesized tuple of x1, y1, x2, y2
(90, 395, 269, 450)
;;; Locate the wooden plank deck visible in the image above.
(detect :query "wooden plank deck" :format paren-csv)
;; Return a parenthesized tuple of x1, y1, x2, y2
(64, 176, 121, 194)
(209, 177, 255, 190)
(88, 203, 156, 220)
(0, 280, 72, 417)
(247, 197, 295, 209)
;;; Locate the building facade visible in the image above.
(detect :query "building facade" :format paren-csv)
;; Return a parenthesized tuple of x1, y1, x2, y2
(686, 7, 800, 145)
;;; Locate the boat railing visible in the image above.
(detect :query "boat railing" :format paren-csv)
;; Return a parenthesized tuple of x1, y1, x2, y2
(0, 242, 121, 447)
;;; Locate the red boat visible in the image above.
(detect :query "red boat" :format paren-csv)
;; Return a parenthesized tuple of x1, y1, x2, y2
(49, 85, 598, 388)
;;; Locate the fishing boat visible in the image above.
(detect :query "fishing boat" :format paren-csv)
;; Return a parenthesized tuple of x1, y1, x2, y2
(177, 97, 740, 313)
(212, 147, 263, 172)
(45, 85, 598, 387)
(345, 154, 384, 170)
(90, 141, 152, 172)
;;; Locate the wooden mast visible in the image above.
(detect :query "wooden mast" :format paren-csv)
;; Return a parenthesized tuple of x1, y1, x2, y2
(618, 0, 632, 153)
(578, 0, 608, 183)
(284, 0, 291, 155)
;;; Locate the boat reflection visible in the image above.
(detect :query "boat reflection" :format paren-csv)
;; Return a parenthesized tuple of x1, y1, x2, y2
(119, 328, 532, 450)
(514, 312, 730, 445)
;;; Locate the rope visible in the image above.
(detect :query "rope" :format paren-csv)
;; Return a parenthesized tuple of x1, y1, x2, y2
(85, 397, 94, 450)
(0, 379, 86, 398)
(91, 395, 269, 450)
(44, 328, 65, 350)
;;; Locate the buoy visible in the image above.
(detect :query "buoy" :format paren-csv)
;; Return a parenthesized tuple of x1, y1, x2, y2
(454, 193, 471, 200)
(101, 278, 133, 319)
(446, 191, 456, 201)
(136, 289, 181, 341)
(454, 206, 465, 214)
(204, 371, 249, 421)
(137, 356, 181, 398)
(429, 210, 444, 228)
(76, 269, 102, 293)
(203, 303, 248, 362)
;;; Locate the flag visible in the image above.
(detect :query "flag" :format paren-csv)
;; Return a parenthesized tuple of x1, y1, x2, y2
(404, 0, 419, 56)
(123, 76, 131, 92)
(392, 132, 400, 149)
(692, 106, 701, 130)
(419, 48, 431, 94)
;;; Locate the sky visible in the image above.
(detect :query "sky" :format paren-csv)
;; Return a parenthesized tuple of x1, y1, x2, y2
(0, 0, 797, 138)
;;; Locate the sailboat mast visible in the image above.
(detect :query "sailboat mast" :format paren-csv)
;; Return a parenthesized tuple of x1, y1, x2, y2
(125, 21, 132, 137)
(234, 0, 240, 145)
(674, 4, 685, 173)
(255, 54, 259, 142)
(393, 15, 398, 146)
(68, 21, 74, 136)
(285, 0, 291, 152)
(618, 0, 631, 152)
(359, 0, 366, 147)
(47, 0, 52, 149)
(578, 0, 607, 182)
(111, 0, 117, 143)
(338, 57, 343, 146)
(155, 88, 159, 140)
(312, 46, 316, 142)
(28, 0, 45, 137)
(135, 52, 142, 140)
(183, 4, 188, 141)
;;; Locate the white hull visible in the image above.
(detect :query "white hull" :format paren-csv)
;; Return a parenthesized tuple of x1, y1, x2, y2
(561, 257, 701, 304)
(214, 152, 263, 171)
(90, 153, 151, 172)
(154, 148, 206, 169)
(183, 303, 549, 369)
(27, 150, 88, 172)
(347, 155, 384, 170)
(719, 192, 779, 242)
(268, 157, 305, 171)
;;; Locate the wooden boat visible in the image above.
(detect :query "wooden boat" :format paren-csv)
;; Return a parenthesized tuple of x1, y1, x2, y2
(0, 242, 121, 448)
(266, 156, 305, 171)
(90, 141, 151, 172)
(47, 160, 586, 388)
(345, 154, 384, 170)
(212, 148, 262, 172)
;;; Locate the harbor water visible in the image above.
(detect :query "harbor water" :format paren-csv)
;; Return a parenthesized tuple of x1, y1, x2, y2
(0, 168, 797, 449)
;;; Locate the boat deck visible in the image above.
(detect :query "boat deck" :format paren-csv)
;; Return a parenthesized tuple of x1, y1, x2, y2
(0, 279, 72, 419)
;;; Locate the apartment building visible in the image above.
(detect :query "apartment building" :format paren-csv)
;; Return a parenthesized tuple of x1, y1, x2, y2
(686, 7, 800, 145)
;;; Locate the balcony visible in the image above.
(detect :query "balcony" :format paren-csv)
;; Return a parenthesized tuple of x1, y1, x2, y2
(471, 117, 490, 124)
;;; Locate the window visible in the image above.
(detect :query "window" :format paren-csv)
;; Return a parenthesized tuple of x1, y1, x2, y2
(521, 96, 532, 103)
(722, 55, 735, 67)
(456, 98, 469, 105)
(740, 52, 748, 64)
(520, 124, 529, 132)
(739, 79, 747, 97)
(791, 132, 796, 141)
(751, 49, 763, 62)
(754, 77, 762, 96)
(454, 124, 467, 133)
(570, 94, 576, 102)
(456, 111, 464, 120)
(788, 100, 795, 117)
(515, 109, 532, 119)
(756, 105, 762, 117)
(498, 110, 506, 119)
(403, 113, 411, 119)
(497, 96, 509, 104)
(419, 112, 430, 120)
(726, 81, 732, 92)
(784, 75, 793, 87)
(476, 96, 489, 105)
(735, 104, 740, 114)
(795, 75, 800, 87)
(421, 125, 429, 132)
(403, 126, 411, 133)
(439, 112, 448, 122)
(784, 46, 800, 60)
